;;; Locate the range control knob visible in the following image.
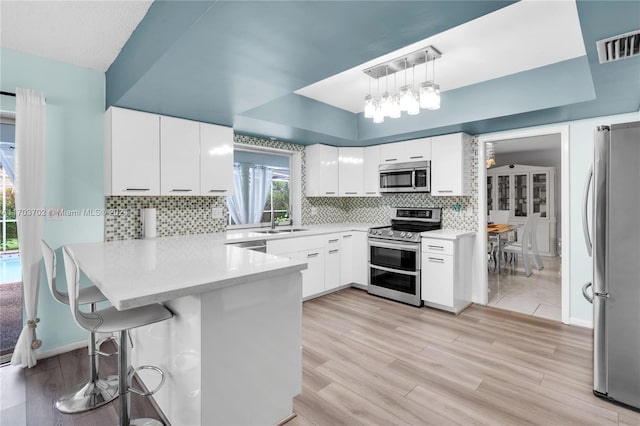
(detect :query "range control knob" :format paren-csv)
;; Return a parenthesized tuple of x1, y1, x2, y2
(401, 232, 406, 237)
(377, 230, 382, 235)
(407, 233, 413, 238)
(388, 230, 394, 236)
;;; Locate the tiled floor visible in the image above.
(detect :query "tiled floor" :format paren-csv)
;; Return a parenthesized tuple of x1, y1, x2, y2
(488, 255, 561, 321)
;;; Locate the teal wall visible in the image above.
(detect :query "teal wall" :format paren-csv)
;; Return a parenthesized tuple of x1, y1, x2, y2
(0, 48, 105, 353)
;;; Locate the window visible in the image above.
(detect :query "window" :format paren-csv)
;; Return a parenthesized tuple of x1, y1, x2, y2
(227, 146, 292, 227)
(0, 120, 16, 251)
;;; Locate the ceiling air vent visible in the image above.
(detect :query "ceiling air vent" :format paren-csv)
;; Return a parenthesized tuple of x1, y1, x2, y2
(596, 30, 640, 63)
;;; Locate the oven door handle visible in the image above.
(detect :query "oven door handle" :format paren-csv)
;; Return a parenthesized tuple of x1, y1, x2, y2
(369, 263, 419, 276)
(368, 240, 420, 252)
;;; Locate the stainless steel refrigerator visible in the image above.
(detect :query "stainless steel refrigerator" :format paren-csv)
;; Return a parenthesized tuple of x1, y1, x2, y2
(582, 120, 640, 410)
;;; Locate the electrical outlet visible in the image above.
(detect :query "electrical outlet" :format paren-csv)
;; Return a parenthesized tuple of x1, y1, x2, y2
(211, 207, 223, 220)
(311, 207, 318, 216)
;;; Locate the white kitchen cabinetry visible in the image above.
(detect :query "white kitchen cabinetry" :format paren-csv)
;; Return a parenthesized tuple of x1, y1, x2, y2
(338, 147, 364, 196)
(431, 132, 472, 196)
(350, 231, 369, 288)
(160, 116, 200, 196)
(305, 144, 339, 196)
(487, 164, 557, 256)
(421, 234, 474, 314)
(267, 235, 327, 299)
(340, 233, 353, 286)
(105, 107, 160, 196)
(363, 145, 381, 196)
(325, 234, 341, 291)
(200, 123, 234, 195)
(379, 137, 431, 164)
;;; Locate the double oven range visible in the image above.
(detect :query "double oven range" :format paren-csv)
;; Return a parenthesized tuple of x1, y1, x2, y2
(367, 207, 442, 307)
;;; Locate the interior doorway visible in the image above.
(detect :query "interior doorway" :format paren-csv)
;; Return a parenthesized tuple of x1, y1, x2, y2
(487, 136, 562, 320)
(477, 125, 570, 324)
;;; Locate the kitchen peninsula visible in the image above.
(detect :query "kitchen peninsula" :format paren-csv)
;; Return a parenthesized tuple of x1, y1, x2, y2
(67, 234, 307, 425)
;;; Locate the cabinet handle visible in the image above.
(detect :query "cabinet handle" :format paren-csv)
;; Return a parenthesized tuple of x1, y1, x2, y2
(328, 239, 339, 243)
(428, 257, 445, 263)
(125, 188, 150, 191)
(329, 249, 339, 254)
(345, 192, 357, 195)
(171, 189, 192, 192)
(325, 191, 336, 195)
(343, 234, 352, 238)
(365, 192, 377, 195)
(307, 252, 320, 258)
(437, 190, 454, 193)
(427, 245, 444, 250)
(409, 155, 423, 159)
(208, 189, 226, 193)
(384, 158, 397, 162)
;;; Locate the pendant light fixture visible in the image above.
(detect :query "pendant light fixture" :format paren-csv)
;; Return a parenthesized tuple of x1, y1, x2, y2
(364, 76, 375, 118)
(363, 46, 442, 123)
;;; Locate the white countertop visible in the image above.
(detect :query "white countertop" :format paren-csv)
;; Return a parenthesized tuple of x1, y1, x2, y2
(421, 229, 476, 240)
(224, 223, 378, 243)
(67, 234, 308, 310)
(68, 223, 473, 309)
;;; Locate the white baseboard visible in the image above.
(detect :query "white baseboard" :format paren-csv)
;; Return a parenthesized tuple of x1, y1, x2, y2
(569, 317, 593, 329)
(37, 340, 87, 360)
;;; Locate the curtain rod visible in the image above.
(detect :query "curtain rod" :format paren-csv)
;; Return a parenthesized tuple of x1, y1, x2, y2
(0, 91, 16, 97)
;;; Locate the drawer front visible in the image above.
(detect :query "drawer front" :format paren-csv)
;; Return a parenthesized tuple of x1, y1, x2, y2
(267, 235, 325, 255)
(421, 253, 454, 306)
(422, 238, 454, 256)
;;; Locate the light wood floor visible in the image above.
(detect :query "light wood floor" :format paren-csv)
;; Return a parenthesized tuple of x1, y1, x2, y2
(0, 341, 161, 425)
(3, 289, 640, 425)
(288, 288, 640, 426)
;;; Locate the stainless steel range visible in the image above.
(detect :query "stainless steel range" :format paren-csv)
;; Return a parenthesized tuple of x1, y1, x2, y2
(367, 207, 442, 306)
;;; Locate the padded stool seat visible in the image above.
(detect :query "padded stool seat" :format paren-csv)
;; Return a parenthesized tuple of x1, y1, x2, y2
(78, 304, 173, 334)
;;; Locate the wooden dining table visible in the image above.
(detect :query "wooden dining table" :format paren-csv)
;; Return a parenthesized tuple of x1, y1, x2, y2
(487, 223, 519, 274)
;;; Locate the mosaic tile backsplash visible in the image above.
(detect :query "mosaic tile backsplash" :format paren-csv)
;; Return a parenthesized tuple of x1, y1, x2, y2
(103, 135, 479, 240)
(104, 196, 227, 241)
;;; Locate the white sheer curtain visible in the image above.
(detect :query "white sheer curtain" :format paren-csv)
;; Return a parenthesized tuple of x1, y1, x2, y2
(11, 88, 46, 368)
(227, 164, 248, 224)
(227, 164, 273, 225)
(248, 166, 273, 224)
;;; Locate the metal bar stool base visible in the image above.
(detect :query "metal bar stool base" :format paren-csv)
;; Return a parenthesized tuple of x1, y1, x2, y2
(55, 375, 119, 414)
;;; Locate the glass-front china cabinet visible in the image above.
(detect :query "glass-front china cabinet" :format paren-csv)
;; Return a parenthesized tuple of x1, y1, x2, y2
(487, 164, 557, 256)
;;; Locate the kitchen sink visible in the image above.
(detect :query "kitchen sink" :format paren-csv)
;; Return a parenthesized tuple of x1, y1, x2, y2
(255, 228, 308, 234)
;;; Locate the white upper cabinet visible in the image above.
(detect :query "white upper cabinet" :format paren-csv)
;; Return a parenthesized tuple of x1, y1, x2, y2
(200, 123, 234, 195)
(338, 147, 364, 196)
(379, 137, 431, 164)
(305, 144, 339, 196)
(363, 145, 381, 196)
(431, 132, 472, 196)
(160, 116, 200, 196)
(105, 107, 160, 196)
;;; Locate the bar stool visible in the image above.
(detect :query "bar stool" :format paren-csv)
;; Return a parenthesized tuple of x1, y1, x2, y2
(62, 245, 173, 426)
(41, 240, 119, 413)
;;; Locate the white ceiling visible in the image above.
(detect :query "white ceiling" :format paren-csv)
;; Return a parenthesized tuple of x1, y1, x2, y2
(493, 134, 561, 154)
(295, 0, 586, 113)
(0, 0, 152, 72)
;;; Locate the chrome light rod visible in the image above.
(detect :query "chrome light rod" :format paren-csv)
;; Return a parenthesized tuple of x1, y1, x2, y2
(363, 46, 442, 79)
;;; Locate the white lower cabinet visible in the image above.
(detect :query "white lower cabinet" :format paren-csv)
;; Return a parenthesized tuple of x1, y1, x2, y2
(421, 235, 474, 314)
(266, 231, 369, 299)
(351, 231, 368, 287)
(297, 250, 326, 298)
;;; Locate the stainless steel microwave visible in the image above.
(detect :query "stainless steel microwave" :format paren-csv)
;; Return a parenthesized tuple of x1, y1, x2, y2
(379, 161, 431, 193)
